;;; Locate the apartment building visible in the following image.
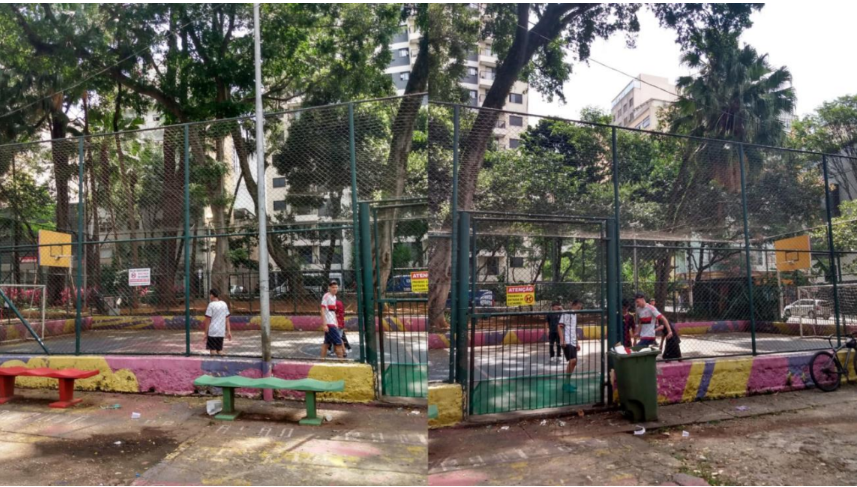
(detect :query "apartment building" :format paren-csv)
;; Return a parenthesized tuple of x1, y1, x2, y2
(385, 15, 530, 150)
(610, 74, 678, 130)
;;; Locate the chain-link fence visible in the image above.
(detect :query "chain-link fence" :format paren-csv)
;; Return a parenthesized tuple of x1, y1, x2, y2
(0, 94, 426, 364)
(432, 101, 857, 397)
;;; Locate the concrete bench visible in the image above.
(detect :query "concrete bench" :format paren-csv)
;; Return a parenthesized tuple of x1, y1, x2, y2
(0, 367, 100, 408)
(193, 375, 345, 426)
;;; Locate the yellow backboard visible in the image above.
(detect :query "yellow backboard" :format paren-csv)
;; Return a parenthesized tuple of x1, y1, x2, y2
(38, 230, 72, 268)
(774, 234, 811, 272)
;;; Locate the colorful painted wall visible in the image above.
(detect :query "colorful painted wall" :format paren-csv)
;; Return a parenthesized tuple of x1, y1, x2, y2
(0, 355, 375, 403)
(656, 351, 855, 404)
(428, 383, 463, 428)
(0, 314, 426, 345)
(428, 320, 857, 349)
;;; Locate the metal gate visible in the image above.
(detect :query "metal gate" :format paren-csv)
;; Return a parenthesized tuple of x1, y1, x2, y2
(358, 200, 428, 398)
(453, 211, 618, 415)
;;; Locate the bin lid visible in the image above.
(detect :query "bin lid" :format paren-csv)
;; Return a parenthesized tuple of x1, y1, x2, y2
(609, 347, 660, 358)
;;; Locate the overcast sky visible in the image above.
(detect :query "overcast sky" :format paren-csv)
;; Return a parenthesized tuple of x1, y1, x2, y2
(530, 4, 857, 122)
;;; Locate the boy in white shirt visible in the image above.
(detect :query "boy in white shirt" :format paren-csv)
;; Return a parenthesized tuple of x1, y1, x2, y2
(320, 280, 345, 359)
(559, 299, 583, 392)
(634, 293, 671, 348)
(203, 289, 232, 356)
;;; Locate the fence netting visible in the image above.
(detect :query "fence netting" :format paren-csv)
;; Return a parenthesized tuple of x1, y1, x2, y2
(0, 94, 427, 363)
(431, 101, 857, 378)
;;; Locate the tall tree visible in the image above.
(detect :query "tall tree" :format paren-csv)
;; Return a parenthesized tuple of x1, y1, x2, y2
(426, 3, 762, 329)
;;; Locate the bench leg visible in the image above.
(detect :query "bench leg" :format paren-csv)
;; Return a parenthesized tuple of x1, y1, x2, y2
(49, 378, 83, 408)
(299, 391, 323, 426)
(214, 387, 241, 421)
(0, 376, 16, 405)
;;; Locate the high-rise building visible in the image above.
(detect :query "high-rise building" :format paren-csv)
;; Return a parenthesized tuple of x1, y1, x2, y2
(385, 15, 530, 150)
(610, 74, 677, 130)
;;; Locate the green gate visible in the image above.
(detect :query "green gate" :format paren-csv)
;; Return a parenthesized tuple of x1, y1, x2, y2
(452, 211, 620, 415)
(358, 200, 428, 398)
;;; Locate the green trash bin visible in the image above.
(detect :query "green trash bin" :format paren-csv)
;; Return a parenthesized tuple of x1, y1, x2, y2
(610, 346, 660, 422)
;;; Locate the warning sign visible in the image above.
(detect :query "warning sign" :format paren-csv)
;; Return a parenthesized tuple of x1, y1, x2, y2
(410, 271, 428, 293)
(128, 268, 151, 287)
(506, 285, 535, 307)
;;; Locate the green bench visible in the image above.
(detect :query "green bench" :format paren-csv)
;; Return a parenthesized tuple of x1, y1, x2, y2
(193, 375, 345, 426)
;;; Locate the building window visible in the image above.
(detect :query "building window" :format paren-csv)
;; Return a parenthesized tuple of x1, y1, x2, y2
(411, 48, 419, 57)
(509, 139, 520, 149)
(509, 115, 523, 127)
(509, 93, 523, 104)
(273, 200, 287, 211)
(635, 116, 651, 130)
(468, 67, 477, 76)
(319, 247, 343, 265)
(510, 256, 525, 268)
(273, 177, 286, 188)
(399, 48, 409, 58)
(481, 68, 495, 80)
(295, 205, 315, 216)
(298, 247, 313, 265)
(486, 257, 500, 276)
(469, 90, 477, 100)
(481, 47, 493, 57)
(400, 72, 410, 81)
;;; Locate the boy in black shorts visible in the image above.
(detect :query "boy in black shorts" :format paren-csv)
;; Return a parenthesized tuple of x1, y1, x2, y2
(559, 300, 583, 392)
(545, 301, 563, 363)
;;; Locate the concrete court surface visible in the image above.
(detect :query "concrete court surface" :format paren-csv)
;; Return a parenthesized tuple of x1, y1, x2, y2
(0, 390, 426, 486)
(429, 385, 857, 486)
(0, 329, 427, 366)
(429, 332, 830, 382)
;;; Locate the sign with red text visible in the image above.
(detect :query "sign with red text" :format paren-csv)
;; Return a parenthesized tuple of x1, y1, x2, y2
(506, 285, 535, 307)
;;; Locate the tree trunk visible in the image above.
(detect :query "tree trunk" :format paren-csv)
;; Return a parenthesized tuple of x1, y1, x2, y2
(49, 115, 72, 307)
(156, 126, 183, 308)
(377, 29, 430, 293)
(113, 88, 139, 271)
(205, 133, 231, 303)
(229, 124, 303, 294)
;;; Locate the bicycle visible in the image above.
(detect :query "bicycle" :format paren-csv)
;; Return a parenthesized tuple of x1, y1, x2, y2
(808, 333, 857, 392)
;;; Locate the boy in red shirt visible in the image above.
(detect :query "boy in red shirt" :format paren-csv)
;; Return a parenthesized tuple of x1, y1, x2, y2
(328, 299, 352, 357)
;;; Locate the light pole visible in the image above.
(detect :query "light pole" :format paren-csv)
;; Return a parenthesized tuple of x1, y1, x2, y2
(254, 3, 273, 370)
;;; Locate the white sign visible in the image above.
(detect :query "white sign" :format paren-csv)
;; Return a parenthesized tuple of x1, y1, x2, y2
(128, 268, 151, 287)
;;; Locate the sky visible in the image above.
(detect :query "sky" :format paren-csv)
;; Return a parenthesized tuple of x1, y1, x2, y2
(530, 3, 857, 122)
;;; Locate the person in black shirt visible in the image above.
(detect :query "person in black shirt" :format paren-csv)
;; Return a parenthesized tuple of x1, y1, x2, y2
(545, 301, 563, 363)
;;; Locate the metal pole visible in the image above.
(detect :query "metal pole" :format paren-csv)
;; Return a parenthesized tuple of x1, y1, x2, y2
(821, 155, 842, 345)
(254, 3, 273, 367)
(449, 105, 459, 383)
(455, 212, 470, 390)
(347, 104, 366, 363)
(75, 137, 85, 355)
(610, 128, 622, 342)
(184, 125, 191, 356)
(359, 203, 378, 367)
(737, 144, 758, 355)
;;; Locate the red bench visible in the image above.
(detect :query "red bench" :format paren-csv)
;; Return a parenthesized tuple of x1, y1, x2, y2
(0, 367, 100, 408)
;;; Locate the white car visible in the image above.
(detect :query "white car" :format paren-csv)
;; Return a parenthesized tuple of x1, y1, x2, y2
(783, 299, 832, 320)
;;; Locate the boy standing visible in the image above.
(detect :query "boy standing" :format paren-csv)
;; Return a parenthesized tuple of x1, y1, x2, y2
(634, 293, 671, 348)
(559, 299, 583, 392)
(545, 301, 563, 363)
(622, 299, 636, 348)
(203, 289, 231, 356)
(329, 299, 352, 357)
(321, 280, 345, 359)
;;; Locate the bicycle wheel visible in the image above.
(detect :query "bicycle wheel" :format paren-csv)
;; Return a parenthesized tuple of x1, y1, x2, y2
(810, 350, 841, 392)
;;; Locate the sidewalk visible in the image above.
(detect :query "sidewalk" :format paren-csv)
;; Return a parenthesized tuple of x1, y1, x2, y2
(0, 390, 426, 486)
(429, 385, 857, 486)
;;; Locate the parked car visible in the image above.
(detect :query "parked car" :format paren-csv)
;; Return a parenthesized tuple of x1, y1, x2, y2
(783, 299, 832, 320)
(446, 290, 495, 308)
(386, 275, 413, 293)
(271, 273, 343, 298)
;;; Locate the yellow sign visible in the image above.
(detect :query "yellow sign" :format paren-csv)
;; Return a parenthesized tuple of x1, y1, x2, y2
(774, 234, 811, 272)
(410, 271, 428, 293)
(506, 285, 535, 307)
(38, 230, 72, 268)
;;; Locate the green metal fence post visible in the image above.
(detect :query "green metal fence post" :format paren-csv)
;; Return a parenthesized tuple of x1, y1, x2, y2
(821, 154, 842, 345)
(359, 202, 378, 368)
(449, 105, 460, 383)
(184, 125, 192, 356)
(75, 137, 85, 356)
(348, 103, 367, 363)
(455, 211, 470, 392)
(737, 144, 758, 355)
